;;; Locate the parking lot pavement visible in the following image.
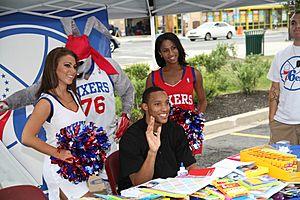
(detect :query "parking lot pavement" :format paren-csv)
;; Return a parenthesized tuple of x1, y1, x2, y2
(197, 121, 270, 168)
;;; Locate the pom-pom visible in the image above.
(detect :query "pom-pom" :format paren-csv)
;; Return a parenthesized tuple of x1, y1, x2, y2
(50, 121, 110, 184)
(169, 107, 205, 154)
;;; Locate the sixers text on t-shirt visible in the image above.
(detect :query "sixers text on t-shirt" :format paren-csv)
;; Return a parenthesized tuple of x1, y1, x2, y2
(77, 81, 110, 98)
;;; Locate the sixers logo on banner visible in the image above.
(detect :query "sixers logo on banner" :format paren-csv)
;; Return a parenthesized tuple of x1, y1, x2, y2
(0, 24, 66, 185)
(280, 56, 300, 91)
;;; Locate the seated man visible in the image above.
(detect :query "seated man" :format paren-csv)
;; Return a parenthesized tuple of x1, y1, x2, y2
(119, 86, 198, 191)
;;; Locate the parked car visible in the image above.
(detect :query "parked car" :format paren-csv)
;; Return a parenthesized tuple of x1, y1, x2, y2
(109, 24, 121, 37)
(186, 22, 235, 41)
(110, 36, 120, 53)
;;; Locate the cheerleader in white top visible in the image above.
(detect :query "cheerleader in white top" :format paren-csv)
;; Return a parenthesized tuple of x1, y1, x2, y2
(22, 47, 95, 200)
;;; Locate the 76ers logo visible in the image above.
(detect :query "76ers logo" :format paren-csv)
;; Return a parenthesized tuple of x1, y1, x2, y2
(280, 56, 300, 91)
(0, 23, 66, 185)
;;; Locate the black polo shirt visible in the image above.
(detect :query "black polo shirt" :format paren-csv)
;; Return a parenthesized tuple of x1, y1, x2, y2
(118, 117, 196, 191)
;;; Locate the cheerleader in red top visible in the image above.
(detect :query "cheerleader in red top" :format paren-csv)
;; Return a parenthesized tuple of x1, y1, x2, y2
(146, 32, 207, 154)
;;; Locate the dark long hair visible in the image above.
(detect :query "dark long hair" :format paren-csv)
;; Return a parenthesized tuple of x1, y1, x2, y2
(155, 32, 187, 68)
(36, 47, 78, 98)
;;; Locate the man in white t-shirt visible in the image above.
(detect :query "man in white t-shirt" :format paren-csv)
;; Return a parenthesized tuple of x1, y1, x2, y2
(267, 11, 300, 145)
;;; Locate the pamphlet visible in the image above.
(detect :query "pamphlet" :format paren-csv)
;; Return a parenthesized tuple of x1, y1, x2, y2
(239, 175, 281, 190)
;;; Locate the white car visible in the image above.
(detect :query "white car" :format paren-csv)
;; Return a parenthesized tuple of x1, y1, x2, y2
(110, 36, 120, 53)
(186, 22, 235, 41)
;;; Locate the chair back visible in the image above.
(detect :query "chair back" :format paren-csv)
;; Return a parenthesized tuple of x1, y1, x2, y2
(0, 185, 47, 200)
(105, 150, 120, 195)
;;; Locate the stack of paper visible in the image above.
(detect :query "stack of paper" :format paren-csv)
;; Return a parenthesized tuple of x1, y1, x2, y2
(121, 177, 215, 198)
(153, 177, 214, 195)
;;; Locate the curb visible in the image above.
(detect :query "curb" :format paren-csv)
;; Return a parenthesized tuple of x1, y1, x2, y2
(204, 107, 268, 135)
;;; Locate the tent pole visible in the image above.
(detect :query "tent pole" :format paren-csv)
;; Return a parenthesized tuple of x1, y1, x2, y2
(150, 15, 156, 70)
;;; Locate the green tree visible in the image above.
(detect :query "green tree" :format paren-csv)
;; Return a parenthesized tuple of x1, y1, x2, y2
(187, 43, 236, 102)
(124, 63, 150, 121)
(231, 55, 270, 95)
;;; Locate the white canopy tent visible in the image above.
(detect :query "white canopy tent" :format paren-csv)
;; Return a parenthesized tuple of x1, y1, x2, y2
(0, 0, 289, 20)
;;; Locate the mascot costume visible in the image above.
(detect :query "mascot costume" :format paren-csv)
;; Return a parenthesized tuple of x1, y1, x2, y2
(0, 16, 134, 193)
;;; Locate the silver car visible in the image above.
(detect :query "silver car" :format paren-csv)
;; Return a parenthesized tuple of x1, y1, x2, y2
(186, 22, 235, 41)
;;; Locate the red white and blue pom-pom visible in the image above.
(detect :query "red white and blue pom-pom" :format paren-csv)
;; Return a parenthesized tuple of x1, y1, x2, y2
(50, 121, 110, 184)
(169, 107, 205, 154)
